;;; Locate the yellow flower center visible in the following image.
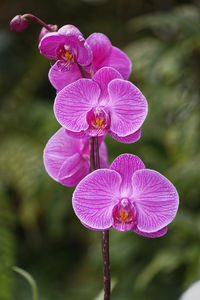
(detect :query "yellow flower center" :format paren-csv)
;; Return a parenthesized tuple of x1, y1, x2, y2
(95, 118, 105, 129)
(120, 211, 129, 223)
(64, 51, 73, 64)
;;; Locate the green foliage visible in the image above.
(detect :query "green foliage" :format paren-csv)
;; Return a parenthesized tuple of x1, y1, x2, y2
(0, 1, 200, 300)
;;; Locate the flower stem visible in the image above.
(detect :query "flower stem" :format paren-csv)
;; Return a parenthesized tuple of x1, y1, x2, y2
(95, 136, 100, 169)
(101, 230, 110, 300)
(77, 64, 87, 78)
(22, 14, 57, 32)
(93, 137, 111, 300)
(89, 137, 95, 172)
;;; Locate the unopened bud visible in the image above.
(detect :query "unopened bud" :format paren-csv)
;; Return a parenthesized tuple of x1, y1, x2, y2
(10, 15, 28, 32)
(39, 24, 58, 42)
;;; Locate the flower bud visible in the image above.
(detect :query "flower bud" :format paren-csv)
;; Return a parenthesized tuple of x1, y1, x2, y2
(9, 15, 28, 32)
(38, 24, 58, 42)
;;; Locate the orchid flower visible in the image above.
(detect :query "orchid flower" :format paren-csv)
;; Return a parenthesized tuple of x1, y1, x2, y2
(54, 67, 147, 143)
(73, 154, 179, 237)
(39, 24, 93, 90)
(39, 24, 92, 68)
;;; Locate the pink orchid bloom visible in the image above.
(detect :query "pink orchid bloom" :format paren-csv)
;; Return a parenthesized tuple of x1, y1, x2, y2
(49, 32, 132, 92)
(39, 25, 92, 78)
(39, 24, 92, 67)
(73, 154, 179, 237)
(39, 24, 93, 90)
(43, 127, 108, 187)
(54, 67, 147, 144)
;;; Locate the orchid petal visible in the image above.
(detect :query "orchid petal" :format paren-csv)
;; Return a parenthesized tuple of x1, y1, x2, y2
(73, 169, 121, 230)
(99, 46, 132, 79)
(109, 128, 141, 144)
(76, 37, 93, 66)
(110, 154, 145, 197)
(92, 67, 122, 103)
(108, 79, 148, 137)
(54, 79, 100, 131)
(65, 129, 89, 139)
(43, 128, 81, 181)
(132, 169, 179, 232)
(133, 226, 167, 238)
(81, 222, 112, 231)
(39, 33, 68, 60)
(86, 33, 112, 69)
(58, 24, 82, 36)
(49, 62, 82, 92)
(58, 153, 89, 187)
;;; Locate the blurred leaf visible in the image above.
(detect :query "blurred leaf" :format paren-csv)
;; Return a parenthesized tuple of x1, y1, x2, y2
(13, 266, 38, 300)
(134, 249, 183, 290)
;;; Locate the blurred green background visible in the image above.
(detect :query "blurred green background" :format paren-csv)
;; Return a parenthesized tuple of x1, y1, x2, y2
(1, 0, 200, 299)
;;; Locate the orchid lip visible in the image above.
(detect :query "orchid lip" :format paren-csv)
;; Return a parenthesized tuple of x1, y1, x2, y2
(112, 198, 137, 232)
(56, 44, 75, 64)
(86, 107, 110, 136)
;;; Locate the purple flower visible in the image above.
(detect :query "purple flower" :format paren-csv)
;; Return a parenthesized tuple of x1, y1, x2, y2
(54, 67, 147, 144)
(40, 24, 93, 92)
(43, 127, 108, 187)
(48, 32, 132, 92)
(39, 24, 92, 67)
(73, 154, 179, 237)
